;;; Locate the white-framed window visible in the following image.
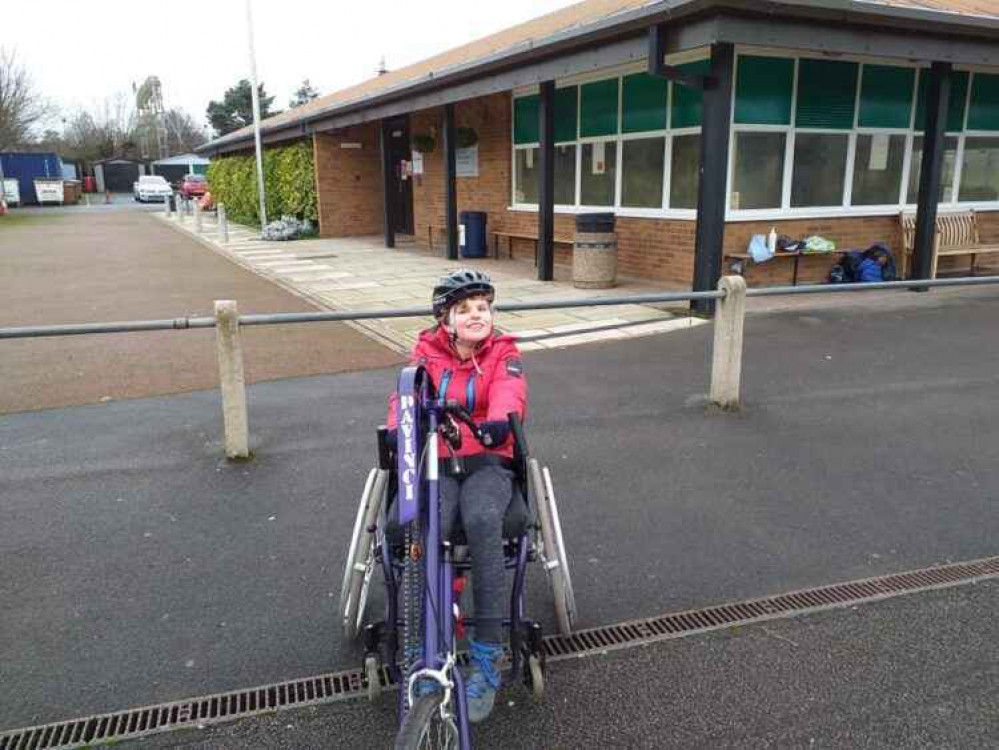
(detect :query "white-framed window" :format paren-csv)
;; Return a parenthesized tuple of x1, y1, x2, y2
(727, 51, 999, 219)
(510, 56, 708, 218)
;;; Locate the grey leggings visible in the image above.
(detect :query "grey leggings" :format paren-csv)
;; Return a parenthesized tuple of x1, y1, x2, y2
(440, 465, 512, 644)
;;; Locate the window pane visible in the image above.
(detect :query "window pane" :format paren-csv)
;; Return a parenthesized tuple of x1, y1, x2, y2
(968, 73, 999, 131)
(791, 134, 849, 207)
(580, 79, 619, 137)
(669, 133, 700, 209)
(852, 134, 906, 206)
(514, 148, 539, 203)
(622, 73, 667, 133)
(959, 137, 999, 202)
(859, 65, 916, 129)
(907, 136, 959, 203)
(731, 132, 786, 210)
(554, 145, 577, 205)
(580, 141, 617, 206)
(554, 87, 578, 143)
(795, 59, 858, 130)
(671, 59, 710, 128)
(915, 70, 969, 133)
(734, 56, 794, 125)
(514, 96, 539, 144)
(621, 137, 664, 208)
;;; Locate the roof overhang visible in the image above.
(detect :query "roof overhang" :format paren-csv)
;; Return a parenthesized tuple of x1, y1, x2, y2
(200, 0, 999, 156)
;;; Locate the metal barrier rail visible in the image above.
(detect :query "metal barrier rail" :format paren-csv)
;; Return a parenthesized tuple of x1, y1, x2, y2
(2, 277, 997, 340)
(3, 275, 998, 458)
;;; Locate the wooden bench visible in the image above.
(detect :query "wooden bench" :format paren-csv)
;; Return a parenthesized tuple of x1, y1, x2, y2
(724, 250, 821, 286)
(899, 210, 999, 278)
(491, 230, 574, 265)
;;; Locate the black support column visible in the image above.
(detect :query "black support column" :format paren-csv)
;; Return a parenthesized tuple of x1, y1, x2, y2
(379, 120, 395, 249)
(911, 61, 952, 286)
(443, 103, 459, 261)
(537, 80, 556, 282)
(691, 42, 734, 315)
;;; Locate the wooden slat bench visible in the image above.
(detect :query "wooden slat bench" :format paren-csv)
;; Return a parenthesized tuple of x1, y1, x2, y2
(899, 210, 999, 278)
(491, 230, 574, 264)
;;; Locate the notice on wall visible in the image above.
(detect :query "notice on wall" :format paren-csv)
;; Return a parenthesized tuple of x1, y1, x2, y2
(592, 142, 606, 175)
(456, 145, 479, 177)
(412, 151, 424, 175)
(869, 134, 890, 171)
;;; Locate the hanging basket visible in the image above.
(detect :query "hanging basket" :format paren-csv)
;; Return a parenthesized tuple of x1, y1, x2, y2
(455, 127, 478, 149)
(412, 133, 436, 153)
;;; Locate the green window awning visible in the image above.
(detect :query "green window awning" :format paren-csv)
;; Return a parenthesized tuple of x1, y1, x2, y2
(670, 59, 710, 129)
(795, 59, 858, 130)
(858, 65, 916, 129)
(968, 73, 999, 132)
(734, 55, 794, 126)
(622, 73, 667, 133)
(580, 78, 620, 137)
(514, 95, 539, 144)
(915, 69, 969, 133)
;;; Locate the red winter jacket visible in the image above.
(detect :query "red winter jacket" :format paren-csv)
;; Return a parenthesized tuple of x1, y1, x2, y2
(386, 326, 528, 460)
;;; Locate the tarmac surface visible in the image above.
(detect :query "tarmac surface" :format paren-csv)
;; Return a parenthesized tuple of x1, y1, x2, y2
(0, 211, 401, 413)
(2, 284, 998, 746)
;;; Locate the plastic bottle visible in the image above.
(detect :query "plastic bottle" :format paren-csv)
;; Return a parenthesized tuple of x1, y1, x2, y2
(768, 226, 777, 255)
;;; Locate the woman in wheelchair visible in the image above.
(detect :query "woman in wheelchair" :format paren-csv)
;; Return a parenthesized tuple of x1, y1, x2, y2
(385, 269, 527, 723)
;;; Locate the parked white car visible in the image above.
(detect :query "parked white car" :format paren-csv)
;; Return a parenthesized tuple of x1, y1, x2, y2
(133, 175, 173, 203)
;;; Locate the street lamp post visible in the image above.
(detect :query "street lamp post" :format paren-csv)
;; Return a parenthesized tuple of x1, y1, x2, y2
(245, 0, 267, 229)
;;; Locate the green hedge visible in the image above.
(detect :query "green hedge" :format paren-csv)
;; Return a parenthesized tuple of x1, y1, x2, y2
(206, 141, 317, 226)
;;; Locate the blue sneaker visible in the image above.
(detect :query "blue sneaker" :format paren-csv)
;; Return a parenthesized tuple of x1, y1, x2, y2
(464, 640, 503, 723)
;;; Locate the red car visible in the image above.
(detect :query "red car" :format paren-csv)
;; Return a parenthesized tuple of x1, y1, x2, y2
(177, 174, 208, 199)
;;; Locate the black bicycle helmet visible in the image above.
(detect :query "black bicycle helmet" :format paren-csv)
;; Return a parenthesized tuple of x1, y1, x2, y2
(431, 269, 495, 319)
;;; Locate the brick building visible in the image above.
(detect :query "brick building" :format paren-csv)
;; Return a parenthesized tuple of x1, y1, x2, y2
(200, 0, 999, 290)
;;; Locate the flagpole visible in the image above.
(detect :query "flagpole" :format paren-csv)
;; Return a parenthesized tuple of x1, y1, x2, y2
(245, 0, 267, 228)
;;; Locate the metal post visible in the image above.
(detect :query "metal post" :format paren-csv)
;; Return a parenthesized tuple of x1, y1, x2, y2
(537, 80, 556, 282)
(691, 42, 735, 315)
(245, 0, 268, 228)
(193, 199, 202, 233)
(379, 120, 396, 249)
(709, 275, 747, 410)
(218, 203, 229, 243)
(443, 104, 459, 261)
(911, 61, 952, 286)
(214, 300, 250, 459)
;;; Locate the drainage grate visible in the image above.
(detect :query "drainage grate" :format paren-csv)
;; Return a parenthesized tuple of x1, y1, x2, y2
(2, 556, 996, 749)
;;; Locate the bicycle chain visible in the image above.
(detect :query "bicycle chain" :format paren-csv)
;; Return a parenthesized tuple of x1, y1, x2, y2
(401, 522, 424, 681)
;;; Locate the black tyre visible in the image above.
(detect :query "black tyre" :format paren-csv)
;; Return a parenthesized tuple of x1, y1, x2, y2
(394, 692, 459, 750)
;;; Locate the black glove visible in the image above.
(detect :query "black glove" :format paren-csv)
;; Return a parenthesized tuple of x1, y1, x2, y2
(479, 420, 510, 448)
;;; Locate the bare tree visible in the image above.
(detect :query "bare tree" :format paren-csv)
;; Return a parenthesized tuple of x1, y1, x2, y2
(61, 93, 138, 162)
(163, 109, 207, 153)
(0, 47, 51, 150)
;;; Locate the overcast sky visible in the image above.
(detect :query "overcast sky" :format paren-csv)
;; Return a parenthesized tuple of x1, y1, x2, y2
(5, 0, 578, 136)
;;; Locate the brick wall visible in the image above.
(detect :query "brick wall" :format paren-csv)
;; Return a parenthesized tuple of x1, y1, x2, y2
(313, 126, 383, 238)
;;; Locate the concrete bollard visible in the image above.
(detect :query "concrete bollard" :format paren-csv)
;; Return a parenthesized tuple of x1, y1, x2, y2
(217, 204, 229, 243)
(193, 200, 202, 233)
(709, 275, 748, 410)
(214, 300, 250, 459)
(177, 197, 185, 224)
(163, 195, 171, 217)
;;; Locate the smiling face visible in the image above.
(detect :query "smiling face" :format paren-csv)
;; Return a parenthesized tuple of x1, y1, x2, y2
(449, 294, 494, 345)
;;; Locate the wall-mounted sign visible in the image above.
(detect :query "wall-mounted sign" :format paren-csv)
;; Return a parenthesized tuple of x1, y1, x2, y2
(34, 179, 64, 204)
(591, 142, 606, 175)
(456, 145, 478, 177)
(412, 151, 424, 175)
(340, 142, 363, 149)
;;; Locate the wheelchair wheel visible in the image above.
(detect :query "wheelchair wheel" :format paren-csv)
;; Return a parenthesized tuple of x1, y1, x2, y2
(529, 459, 576, 635)
(340, 468, 389, 640)
(394, 692, 459, 750)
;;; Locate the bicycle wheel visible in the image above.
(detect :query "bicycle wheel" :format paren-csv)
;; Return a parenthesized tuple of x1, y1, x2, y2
(529, 459, 575, 635)
(341, 468, 388, 640)
(394, 693, 459, 750)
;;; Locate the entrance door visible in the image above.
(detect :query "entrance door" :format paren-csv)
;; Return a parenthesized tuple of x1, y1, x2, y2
(386, 117, 414, 235)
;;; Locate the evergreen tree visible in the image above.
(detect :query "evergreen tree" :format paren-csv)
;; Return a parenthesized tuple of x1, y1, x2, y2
(290, 79, 320, 108)
(206, 79, 278, 136)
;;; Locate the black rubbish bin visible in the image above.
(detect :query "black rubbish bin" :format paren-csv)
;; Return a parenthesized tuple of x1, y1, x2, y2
(460, 211, 488, 258)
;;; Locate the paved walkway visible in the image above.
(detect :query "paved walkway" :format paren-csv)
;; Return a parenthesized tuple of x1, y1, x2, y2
(156, 211, 706, 353)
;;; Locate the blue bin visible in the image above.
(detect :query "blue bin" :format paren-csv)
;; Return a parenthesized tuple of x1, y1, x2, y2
(460, 211, 488, 259)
